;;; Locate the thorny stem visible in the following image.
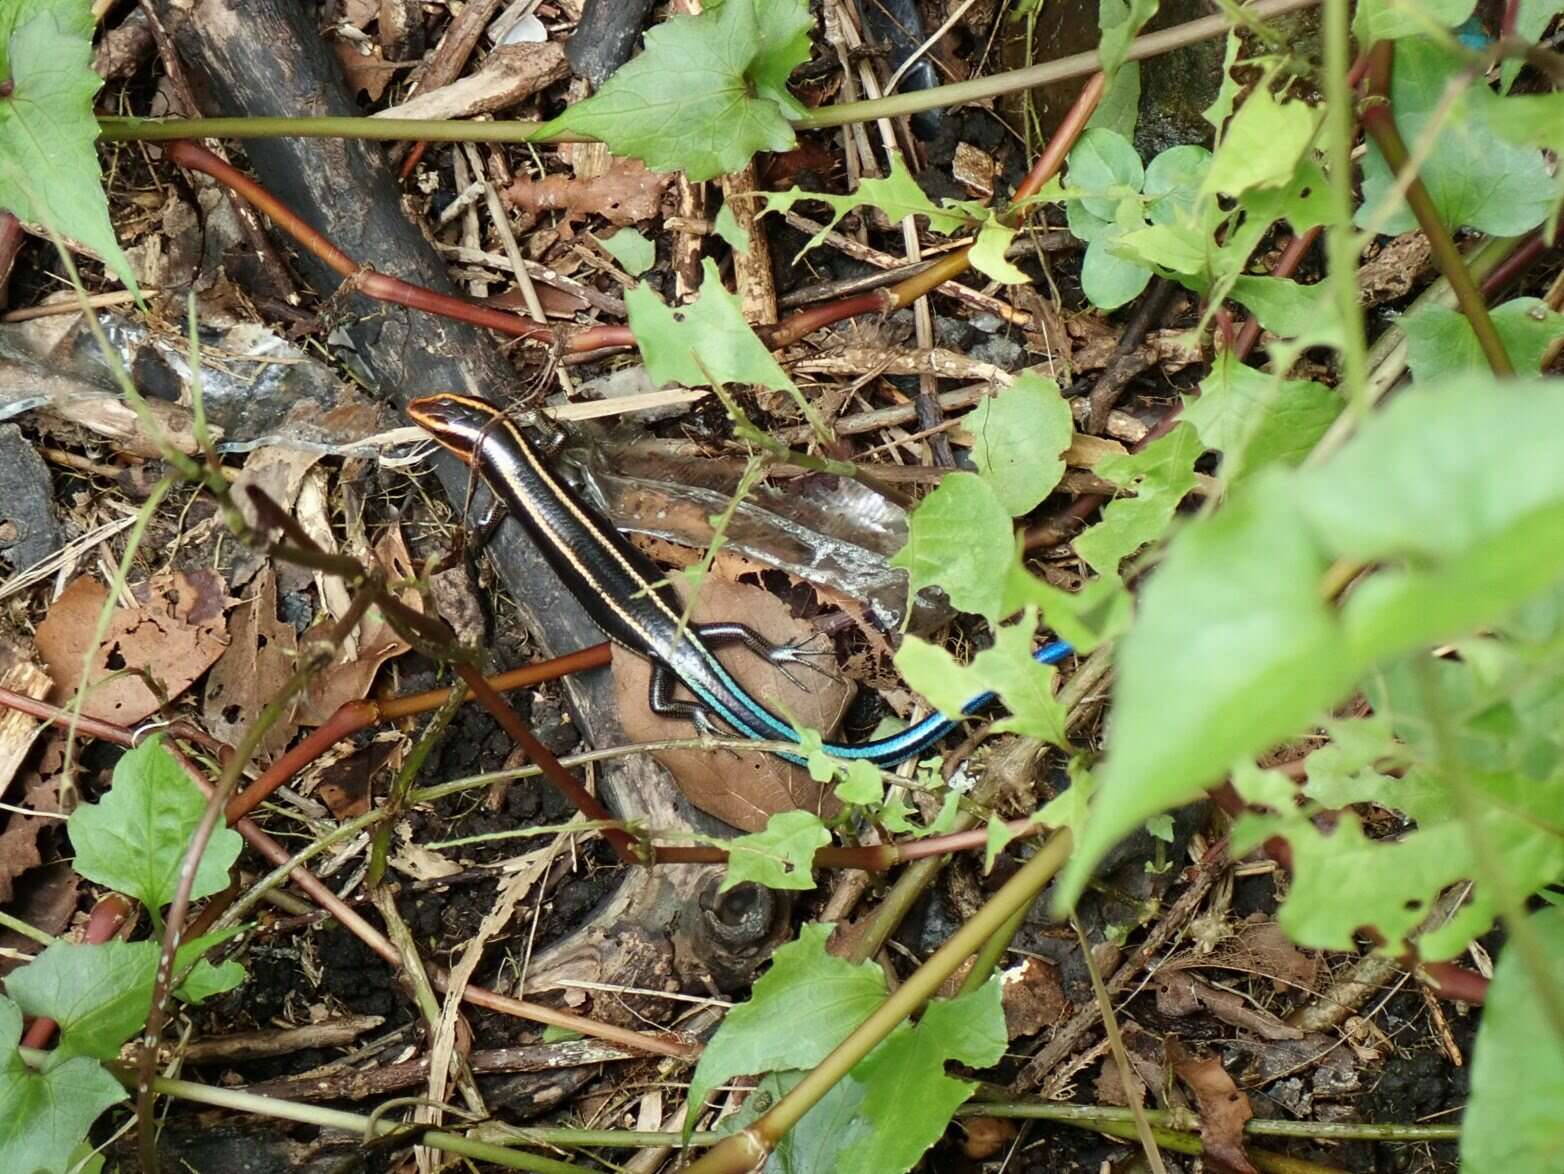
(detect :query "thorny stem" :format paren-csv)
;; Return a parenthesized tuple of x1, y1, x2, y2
(1360, 42, 1513, 376)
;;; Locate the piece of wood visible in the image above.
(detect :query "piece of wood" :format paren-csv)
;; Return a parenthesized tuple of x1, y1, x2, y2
(717, 162, 777, 325)
(0, 642, 50, 801)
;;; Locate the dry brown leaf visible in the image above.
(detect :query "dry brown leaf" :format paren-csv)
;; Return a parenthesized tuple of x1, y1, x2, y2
(0, 737, 65, 906)
(202, 566, 300, 763)
(1171, 1042, 1259, 1174)
(614, 577, 847, 833)
(314, 740, 397, 820)
(503, 159, 671, 226)
(0, 862, 78, 978)
(0, 640, 50, 800)
(295, 525, 420, 726)
(35, 570, 233, 724)
(1000, 955, 1070, 1039)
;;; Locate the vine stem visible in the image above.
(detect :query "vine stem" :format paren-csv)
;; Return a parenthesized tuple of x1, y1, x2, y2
(684, 831, 1074, 1174)
(1360, 42, 1513, 376)
(1322, 0, 1371, 412)
(95, 0, 1321, 144)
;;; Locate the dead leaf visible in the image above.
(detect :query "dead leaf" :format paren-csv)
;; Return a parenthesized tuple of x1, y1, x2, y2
(35, 570, 233, 724)
(1171, 1042, 1258, 1174)
(0, 737, 65, 905)
(614, 577, 848, 833)
(1000, 955, 1070, 1039)
(314, 740, 398, 820)
(202, 567, 300, 763)
(295, 525, 420, 726)
(0, 640, 50, 800)
(503, 159, 671, 226)
(0, 862, 77, 978)
(960, 1116, 1018, 1160)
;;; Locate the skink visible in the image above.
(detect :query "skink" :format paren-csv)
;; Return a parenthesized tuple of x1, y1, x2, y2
(408, 393, 1071, 767)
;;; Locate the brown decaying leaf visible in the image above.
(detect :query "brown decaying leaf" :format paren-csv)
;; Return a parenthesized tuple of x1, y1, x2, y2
(0, 737, 65, 907)
(1171, 1041, 1259, 1174)
(34, 569, 233, 725)
(0, 640, 50, 801)
(503, 159, 671, 226)
(314, 739, 398, 820)
(202, 566, 300, 763)
(999, 955, 1070, 1039)
(614, 576, 848, 833)
(296, 525, 420, 726)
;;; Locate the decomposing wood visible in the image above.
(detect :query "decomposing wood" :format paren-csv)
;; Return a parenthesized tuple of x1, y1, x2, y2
(178, 1015, 385, 1065)
(373, 41, 569, 121)
(718, 163, 778, 325)
(0, 643, 50, 801)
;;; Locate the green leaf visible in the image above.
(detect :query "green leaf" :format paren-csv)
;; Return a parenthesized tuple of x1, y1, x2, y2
(1184, 352, 1340, 486)
(968, 219, 1028, 284)
(713, 202, 750, 253)
(1064, 129, 1144, 223)
(0, 997, 125, 1174)
(1463, 905, 1564, 1173)
(686, 923, 884, 1126)
(832, 759, 884, 806)
(627, 257, 796, 394)
(1203, 86, 1315, 198)
(1003, 570, 1131, 654)
(1359, 37, 1555, 237)
(835, 980, 1007, 1172)
(1354, 0, 1475, 41)
(1114, 223, 1207, 276)
(1229, 275, 1342, 349)
(1080, 238, 1152, 310)
(1145, 145, 1217, 231)
(5, 940, 157, 1066)
(1202, 32, 1244, 131)
(1239, 160, 1333, 232)
(721, 811, 829, 893)
(67, 735, 243, 917)
(895, 611, 1069, 748)
(1058, 377, 1564, 911)
(1087, 61, 1140, 139)
(1074, 422, 1202, 578)
(963, 372, 1072, 516)
(892, 472, 1014, 621)
(172, 926, 248, 1005)
(762, 150, 975, 252)
(0, 2, 140, 297)
(1402, 298, 1564, 384)
(1500, 0, 1564, 92)
(534, 0, 811, 181)
(1097, 0, 1160, 83)
(597, 227, 655, 276)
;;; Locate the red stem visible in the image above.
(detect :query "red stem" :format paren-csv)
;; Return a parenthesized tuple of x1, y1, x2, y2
(19, 893, 136, 1048)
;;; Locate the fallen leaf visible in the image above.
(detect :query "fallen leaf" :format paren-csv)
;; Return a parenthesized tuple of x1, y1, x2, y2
(314, 740, 398, 820)
(0, 640, 50, 800)
(614, 577, 847, 833)
(202, 566, 300, 763)
(1171, 1041, 1258, 1174)
(503, 158, 671, 226)
(295, 525, 420, 726)
(0, 862, 77, 978)
(0, 737, 65, 905)
(35, 570, 233, 724)
(1000, 955, 1070, 1039)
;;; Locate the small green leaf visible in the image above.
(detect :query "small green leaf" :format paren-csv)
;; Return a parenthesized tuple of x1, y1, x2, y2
(1202, 32, 1244, 131)
(1064, 129, 1144, 223)
(833, 759, 884, 806)
(5, 940, 157, 1066)
(721, 811, 829, 893)
(597, 227, 655, 276)
(1500, 0, 1564, 92)
(895, 610, 1069, 748)
(1402, 298, 1564, 384)
(1203, 86, 1315, 198)
(1097, 0, 1160, 83)
(0, 2, 140, 296)
(686, 923, 885, 1127)
(627, 257, 800, 400)
(1229, 275, 1342, 349)
(762, 150, 975, 254)
(963, 372, 1072, 516)
(68, 735, 243, 916)
(1087, 60, 1140, 139)
(892, 473, 1014, 621)
(1463, 905, 1564, 1173)
(0, 997, 125, 1174)
(968, 219, 1028, 284)
(1359, 37, 1555, 237)
(1184, 352, 1340, 486)
(1354, 0, 1475, 41)
(1080, 237, 1153, 310)
(713, 202, 749, 254)
(1114, 223, 1207, 276)
(1144, 145, 1217, 231)
(1003, 570, 1131, 654)
(1074, 422, 1202, 578)
(1239, 160, 1332, 231)
(534, 0, 812, 181)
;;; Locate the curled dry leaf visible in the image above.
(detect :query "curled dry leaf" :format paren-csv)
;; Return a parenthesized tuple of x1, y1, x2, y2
(202, 566, 300, 763)
(1171, 1041, 1259, 1174)
(503, 159, 671, 227)
(614, 576, 849, 833)
(295, 525, 421, 726)
(34, 569, 233, 724)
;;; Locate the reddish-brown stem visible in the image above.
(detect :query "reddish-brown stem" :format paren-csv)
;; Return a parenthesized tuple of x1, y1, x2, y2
(166, 140, 552, 342)
(398, 139, 429, 179)
(452, 662, 643, 863)
(1361, 43, 1513, 376)
(378, 642, 612, 719)
(225, 701, 379, 823)
(0, 210, 25, 307)
(765, 71, 1107, 349)
(19, 893, 136, 1049)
